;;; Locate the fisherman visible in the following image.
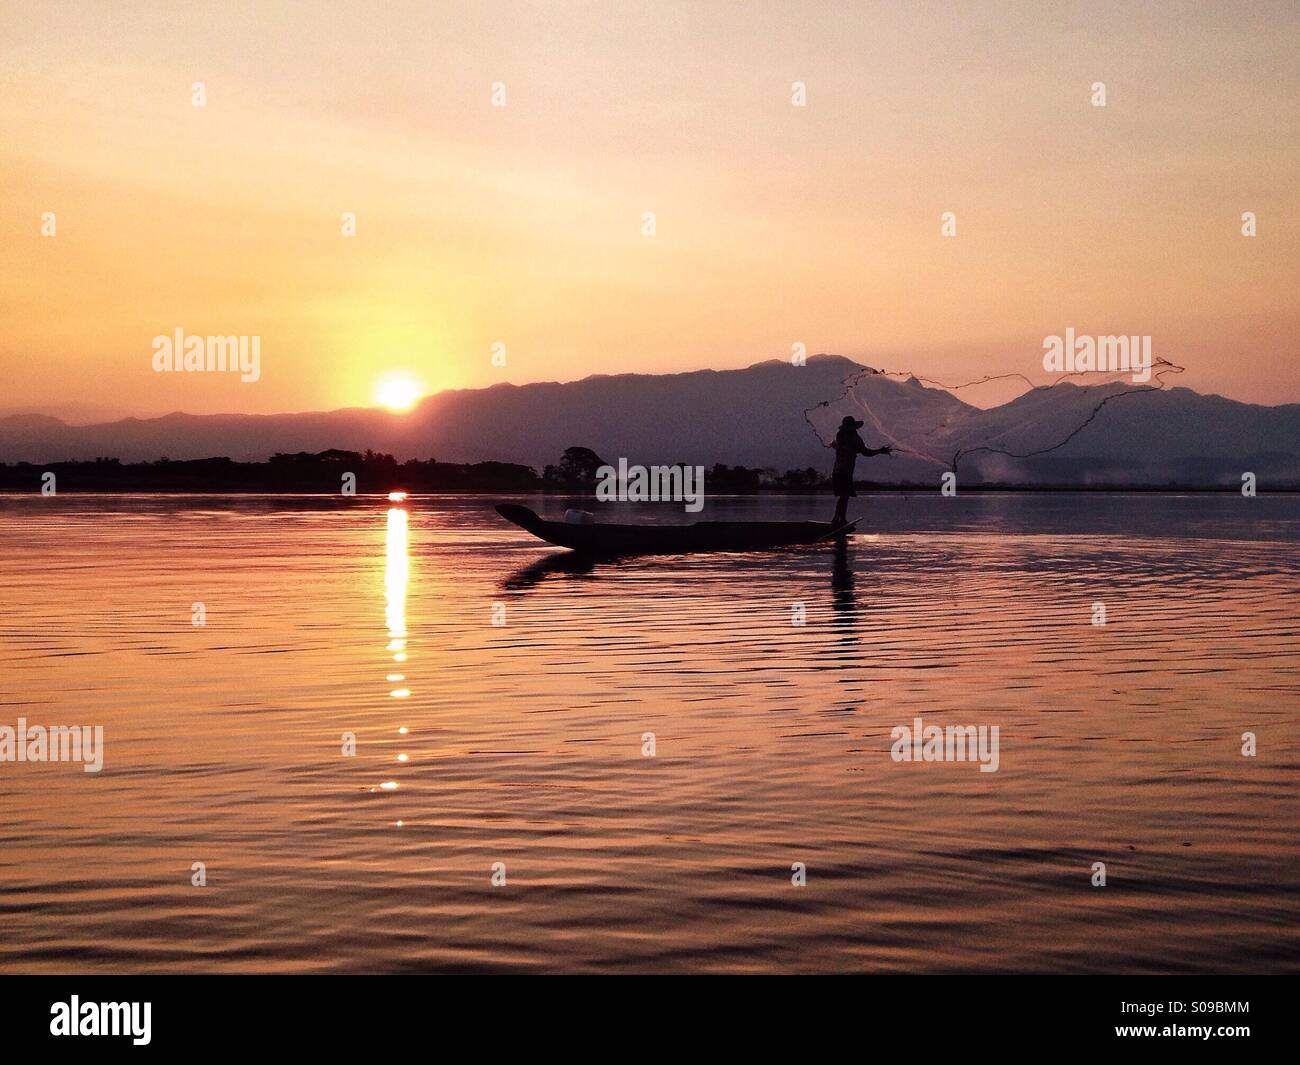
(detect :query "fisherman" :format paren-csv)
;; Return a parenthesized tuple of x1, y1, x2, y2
(831, 416, 892, 527)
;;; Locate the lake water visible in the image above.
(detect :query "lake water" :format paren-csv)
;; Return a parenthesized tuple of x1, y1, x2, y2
(0, 492, 1296, 973)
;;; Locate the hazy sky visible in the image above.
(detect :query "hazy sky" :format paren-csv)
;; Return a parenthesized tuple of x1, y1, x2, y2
(2, 0, 1297, 419)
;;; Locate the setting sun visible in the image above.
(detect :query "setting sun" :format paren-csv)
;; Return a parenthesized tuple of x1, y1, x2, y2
(374, 374, 423, 412)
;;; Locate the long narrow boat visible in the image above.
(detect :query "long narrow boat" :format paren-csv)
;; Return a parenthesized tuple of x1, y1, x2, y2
(495, 503, 856, 555)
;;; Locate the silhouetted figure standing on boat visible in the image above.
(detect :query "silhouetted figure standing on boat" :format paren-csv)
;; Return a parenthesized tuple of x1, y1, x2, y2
(831, 416, 892, 527)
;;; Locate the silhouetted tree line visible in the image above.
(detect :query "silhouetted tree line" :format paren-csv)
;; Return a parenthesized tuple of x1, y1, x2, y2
(540, 446, 828, 491)
(0, 447, 831, 493)
(0, 451, 535, 493)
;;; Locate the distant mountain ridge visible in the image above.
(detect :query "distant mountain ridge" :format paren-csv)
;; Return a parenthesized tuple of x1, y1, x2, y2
(1, 355, 1297, 487)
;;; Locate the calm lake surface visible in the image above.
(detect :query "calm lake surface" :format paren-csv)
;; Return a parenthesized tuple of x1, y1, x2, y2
(1, 492, 1297, 973)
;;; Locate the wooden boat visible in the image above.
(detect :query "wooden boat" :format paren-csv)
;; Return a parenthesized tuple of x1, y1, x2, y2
(495, 504, 856, 555)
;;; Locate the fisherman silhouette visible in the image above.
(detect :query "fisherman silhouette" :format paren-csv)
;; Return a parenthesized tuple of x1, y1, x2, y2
(831, 416, 892, 527)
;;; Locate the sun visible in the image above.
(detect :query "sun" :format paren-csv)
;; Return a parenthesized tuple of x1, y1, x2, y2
(374, 374, 423, 412)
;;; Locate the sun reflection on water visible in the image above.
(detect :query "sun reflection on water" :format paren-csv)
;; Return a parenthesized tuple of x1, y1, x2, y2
(385, 506, 409, 644)
(382, 502, 412, 800)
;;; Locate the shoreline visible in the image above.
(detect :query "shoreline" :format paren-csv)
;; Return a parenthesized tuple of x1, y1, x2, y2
(2, 486, 1297, 495)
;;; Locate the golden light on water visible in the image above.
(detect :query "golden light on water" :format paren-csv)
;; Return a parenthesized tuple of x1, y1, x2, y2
(381, 505, 413, 796)
(384, 507, 408, 642)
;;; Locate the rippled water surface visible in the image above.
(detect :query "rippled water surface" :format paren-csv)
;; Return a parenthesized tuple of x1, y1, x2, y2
(1, 492, 1297, 973)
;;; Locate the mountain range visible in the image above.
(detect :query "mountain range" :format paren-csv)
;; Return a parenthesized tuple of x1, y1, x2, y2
(2, 355, 1297, 487)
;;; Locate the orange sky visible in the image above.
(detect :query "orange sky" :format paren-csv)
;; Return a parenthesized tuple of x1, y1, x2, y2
(2, 0, 1297, 420)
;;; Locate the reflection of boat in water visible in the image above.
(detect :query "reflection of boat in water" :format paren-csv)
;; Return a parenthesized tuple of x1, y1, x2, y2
(495, 503, 856, 556)
(502, 550, 601, 590)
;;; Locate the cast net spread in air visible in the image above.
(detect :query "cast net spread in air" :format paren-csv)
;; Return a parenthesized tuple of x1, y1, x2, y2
(804, 358, 1185, 473)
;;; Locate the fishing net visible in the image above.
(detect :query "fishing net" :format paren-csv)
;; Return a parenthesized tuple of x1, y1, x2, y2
(804, 358, 1185, 474)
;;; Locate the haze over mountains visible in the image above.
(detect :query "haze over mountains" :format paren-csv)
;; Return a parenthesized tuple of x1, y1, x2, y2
(2, 355, 1297, 487)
